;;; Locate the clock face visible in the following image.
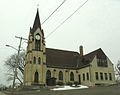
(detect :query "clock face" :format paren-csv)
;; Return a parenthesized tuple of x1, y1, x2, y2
(35, 34, 40, 40)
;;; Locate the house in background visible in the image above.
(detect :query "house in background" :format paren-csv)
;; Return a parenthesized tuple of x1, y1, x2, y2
(24, 9, 116, 86)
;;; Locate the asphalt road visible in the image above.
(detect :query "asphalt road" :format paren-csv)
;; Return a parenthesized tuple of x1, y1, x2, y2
(0, 91, 7, 95)
(4, 85, 120, 95)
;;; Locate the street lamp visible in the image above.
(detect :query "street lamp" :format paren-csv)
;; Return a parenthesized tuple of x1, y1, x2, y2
(5, 44, 20, 89)
(6, 36, 27, 90)
(6, 45, 18, 51)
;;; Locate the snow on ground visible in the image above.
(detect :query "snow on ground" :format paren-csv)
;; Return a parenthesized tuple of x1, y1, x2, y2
(51, 85, 88, 91)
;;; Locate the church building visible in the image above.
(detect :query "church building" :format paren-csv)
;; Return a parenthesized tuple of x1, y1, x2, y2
(24, 9, 116, 86)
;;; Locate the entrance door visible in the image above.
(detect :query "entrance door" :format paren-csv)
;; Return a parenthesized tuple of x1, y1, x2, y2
(78, 75, 81, 84)
(46, 70, 51, 85)
(34, 71, 39, 83)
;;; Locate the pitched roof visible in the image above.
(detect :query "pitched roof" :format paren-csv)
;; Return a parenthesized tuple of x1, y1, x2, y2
(83, 48, 107, 63)
(30, 9, 44, 36)
(33, 9, 41, 31)
(46, 48, 80, 69)
(46, 48, 107, 69)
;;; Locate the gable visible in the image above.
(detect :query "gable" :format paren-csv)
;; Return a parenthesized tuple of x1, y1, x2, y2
(83, 48, 107, 63)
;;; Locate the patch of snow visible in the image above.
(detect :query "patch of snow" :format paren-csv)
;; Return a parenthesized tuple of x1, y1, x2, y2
(51, 85, 88, 91)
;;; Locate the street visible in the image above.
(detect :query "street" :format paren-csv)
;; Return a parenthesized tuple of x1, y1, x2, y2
(0, 91, 6, 95)
(3, 85, 120, 95)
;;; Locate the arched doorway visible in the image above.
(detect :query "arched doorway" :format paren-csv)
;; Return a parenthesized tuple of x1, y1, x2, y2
(46, 70, 51, 85)
(46, 70, 56, 86)
(34, 71, 39, 84)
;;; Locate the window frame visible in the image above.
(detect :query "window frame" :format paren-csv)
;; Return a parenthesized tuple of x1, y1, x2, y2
(70, 72, 74, 81)
(100, 72, 103, 80)
(33, 57, 36, 64)
(83, 73, 85, 81)
(59, 71, 63, 81)
(38, 57, 41, 64)
(95, 72, 99, 80)
(104, 73, 108, 80)
(109, 73, 112, 81)
(86, 73, 89, 80)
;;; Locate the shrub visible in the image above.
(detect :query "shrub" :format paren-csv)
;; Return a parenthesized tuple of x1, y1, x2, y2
(56, 81, 64, 86)
(66, 82, 73, 86)
(74, 81, 79, 87)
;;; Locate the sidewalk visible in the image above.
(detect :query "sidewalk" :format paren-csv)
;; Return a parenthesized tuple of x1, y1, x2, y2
(0, 91, 7, 95)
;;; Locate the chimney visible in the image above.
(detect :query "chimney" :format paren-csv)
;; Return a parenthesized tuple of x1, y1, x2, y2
(79, 45, 83, 57)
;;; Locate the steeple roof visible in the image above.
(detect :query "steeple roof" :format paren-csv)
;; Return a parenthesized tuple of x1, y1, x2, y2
(32, 9, 41, 31)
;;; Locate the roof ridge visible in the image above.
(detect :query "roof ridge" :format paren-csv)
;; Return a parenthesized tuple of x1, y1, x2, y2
(46, 48, 79, 53)
(84, 48, 102, 56)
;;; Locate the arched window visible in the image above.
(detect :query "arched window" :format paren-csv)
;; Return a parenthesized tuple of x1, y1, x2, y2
(53, 69, 56, 77)
(34, 71, 39, 83)
(38, 57, 41, 64)
(83, 73, 85, 81)
(70, 72, 74, 81)
(46, 70, 51, 79)
(59, 71, 63, 80)
(33, 57, 36, 64)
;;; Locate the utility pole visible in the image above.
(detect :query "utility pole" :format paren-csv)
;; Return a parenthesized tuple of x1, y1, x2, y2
(12, 36, 27, 89)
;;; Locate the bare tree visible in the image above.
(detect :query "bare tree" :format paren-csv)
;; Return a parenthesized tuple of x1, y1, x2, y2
(115, 60, 120, 82)
(4, 52, 25, 85)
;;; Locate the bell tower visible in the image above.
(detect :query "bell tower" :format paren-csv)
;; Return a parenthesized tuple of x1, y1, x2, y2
(24, 9, 46, 86)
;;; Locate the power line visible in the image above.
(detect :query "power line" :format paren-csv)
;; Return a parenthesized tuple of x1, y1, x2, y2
(46, 0, 88, 39)
(41, 0, 67, 25)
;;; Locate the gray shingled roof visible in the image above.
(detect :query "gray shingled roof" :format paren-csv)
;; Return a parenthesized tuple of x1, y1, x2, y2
(46, 48, 80, 69)
(46, 48, 107, 69)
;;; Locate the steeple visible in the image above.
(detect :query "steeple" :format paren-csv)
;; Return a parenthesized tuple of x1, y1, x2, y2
(32, 9, 41, 31)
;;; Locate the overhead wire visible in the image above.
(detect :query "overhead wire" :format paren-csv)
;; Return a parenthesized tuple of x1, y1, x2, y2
(45, 0, 88, 39)
(41, 0, 67, 25)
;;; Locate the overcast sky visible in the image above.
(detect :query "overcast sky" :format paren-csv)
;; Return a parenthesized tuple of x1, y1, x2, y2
(0, 0, 120, 85)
